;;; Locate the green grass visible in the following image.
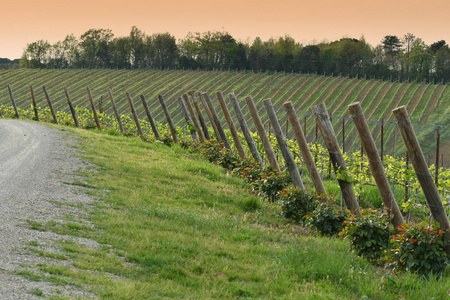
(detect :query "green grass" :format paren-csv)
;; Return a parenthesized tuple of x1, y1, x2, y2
(16, 124, 450, 299)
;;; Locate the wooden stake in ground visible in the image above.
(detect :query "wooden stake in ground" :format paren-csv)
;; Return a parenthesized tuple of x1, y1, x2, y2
(182, 94, 205, 142)
(264, 98, 304, 189)
(140, 94, 160, 139)
(228, 92, 262, 164)
(107, 89, 124, 133)
(7, 85, 20, 119)
(245, 95, 280, 171)
(30, 85, 39, 121)
(312, 103, 359, 214)
(188, 91, 210, 140)
(197, 92, 222, 142)
(42, 85, 58, 124)
(202, 92, 230, 148)
(349, 102, 403, 228)
(178, 96, 197, 141)
(86, 87, 101, 130)
(216, 91, 246, 159)
(392, 105, 450, 254)
(63, 87, 79, 127)
(126, 92, 144, 138)
(158, 95, 178, 144)
(284, 101, 326, 196)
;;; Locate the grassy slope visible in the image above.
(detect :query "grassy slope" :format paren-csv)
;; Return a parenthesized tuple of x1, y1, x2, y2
(0, 69, 447, 153)
(21, 125, 450, 299)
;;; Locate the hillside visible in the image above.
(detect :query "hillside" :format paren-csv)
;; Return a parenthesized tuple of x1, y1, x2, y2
(0, 68, 448, 159)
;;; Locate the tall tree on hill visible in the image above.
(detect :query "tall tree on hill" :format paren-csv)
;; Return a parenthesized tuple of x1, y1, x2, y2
(272, 35, 301, 72)
(407, 38, 433, 80)
(435, 45, 450, 83)
(110, 36, 131, 69)
(295, 45, 320, 73)
(151, 33, 178, 69)
(248, 37, 267, 72)
(382, 35, 403, 70)
(129, 26, 146, 69)
(79, 29, 114, 67)
(22, 40, 51, 68)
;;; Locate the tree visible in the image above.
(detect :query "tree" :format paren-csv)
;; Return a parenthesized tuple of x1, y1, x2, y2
(295, 45, 320, 73)
(435, 46, 450, 83)
(151, 33, 178, 69)
(129, 26, 146, 68)
(110, 36, 131, 68)
(23, 40, 51, 68)
(79, 28, 114, 67)
(382, 35, 403, 70)
(403, 33, 416, 57)
(430, 40, 447, 54)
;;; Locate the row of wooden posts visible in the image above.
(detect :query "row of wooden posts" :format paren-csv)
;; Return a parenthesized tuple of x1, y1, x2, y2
(6, 84, 450, 255)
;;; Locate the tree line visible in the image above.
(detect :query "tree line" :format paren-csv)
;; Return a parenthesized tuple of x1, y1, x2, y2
(20, 27, 450, 83)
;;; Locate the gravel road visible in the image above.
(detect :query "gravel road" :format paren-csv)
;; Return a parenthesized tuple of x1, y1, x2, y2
(0, 119, 98, 299)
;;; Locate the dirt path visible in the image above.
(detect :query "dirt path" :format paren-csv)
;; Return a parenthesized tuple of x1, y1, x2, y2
(0, 119, 97, 299)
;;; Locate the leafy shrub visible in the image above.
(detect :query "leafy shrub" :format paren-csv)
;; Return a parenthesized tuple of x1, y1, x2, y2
(278, 187, 317, 222)
(309, 200, 348, 236)
(340, 209, 394, 262)
(387, 222, 449, 275)
(253, 168, 290, 202)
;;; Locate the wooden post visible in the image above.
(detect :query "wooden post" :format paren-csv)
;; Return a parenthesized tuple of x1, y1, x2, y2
(245, 95, 280, 171)
(312, 102, 360, 214)
(203, 92, 231, 148)
(7, 85, 20, 119)
(98, 95, 104, 114)
(178, 96, 197, 141)
(63, 87, 79, 127)
(380, 118, 384, 162)
(42, 85, 58, 124)
(392, 105, 450, 254)
(348, 102, 403, 229)
(126, 92, 144, 138)
(216, 91, 246, 159)
(436, 128, 440, 185)
(284, 101, 326, 195)
(30, 85, 39, 121)
(188, 91, 210, 140)
(140, 94, 160, 139)
(264, 98, 304, 189)
(182, 94, 205, 142)
(158, 95, 178, 144)
(107, 89, 124, 133)
(228, 92, 262, 164)
(86, 87, 101, 130)
(342, 119, 345, 153)
(197, 92, 222, 142)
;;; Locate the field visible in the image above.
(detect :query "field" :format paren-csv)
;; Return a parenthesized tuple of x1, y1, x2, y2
(1, 68, 449, 160)
(15, 125, 450, 298)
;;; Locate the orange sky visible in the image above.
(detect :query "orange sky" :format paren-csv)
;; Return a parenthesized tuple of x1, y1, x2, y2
(1, 0, 449, 59)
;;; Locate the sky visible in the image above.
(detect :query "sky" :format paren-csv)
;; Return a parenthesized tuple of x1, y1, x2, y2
(1, 0, 449, 59)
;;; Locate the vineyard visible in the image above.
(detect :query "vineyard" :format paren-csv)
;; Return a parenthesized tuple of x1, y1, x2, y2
(2, 67, 450, 286)
(0, 68, 449, 162)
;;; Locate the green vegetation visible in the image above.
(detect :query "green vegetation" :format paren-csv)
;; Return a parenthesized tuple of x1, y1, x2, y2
(1, 68, 448, 158)
(18, 125, 450, 298)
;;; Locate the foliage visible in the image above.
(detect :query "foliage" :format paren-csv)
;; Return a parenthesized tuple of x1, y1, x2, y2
(340, 209, 395, 262)
(278, 187, 318, 222)
(308, 199, 349, 236)
(387, 222, 449, 275)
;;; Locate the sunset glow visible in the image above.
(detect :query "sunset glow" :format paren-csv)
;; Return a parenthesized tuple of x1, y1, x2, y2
(1, 0, 449, 59)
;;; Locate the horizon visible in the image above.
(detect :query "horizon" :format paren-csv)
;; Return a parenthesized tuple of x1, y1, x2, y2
(1, 0, 449, 60)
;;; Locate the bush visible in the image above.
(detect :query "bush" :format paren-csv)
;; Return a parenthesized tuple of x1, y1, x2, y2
(308, 200, 348, 236)
(278, 187, 317, 222)
(387, 222, 449, 275)
(253, 168, 291, 202)
(340, 209, 394, 262)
